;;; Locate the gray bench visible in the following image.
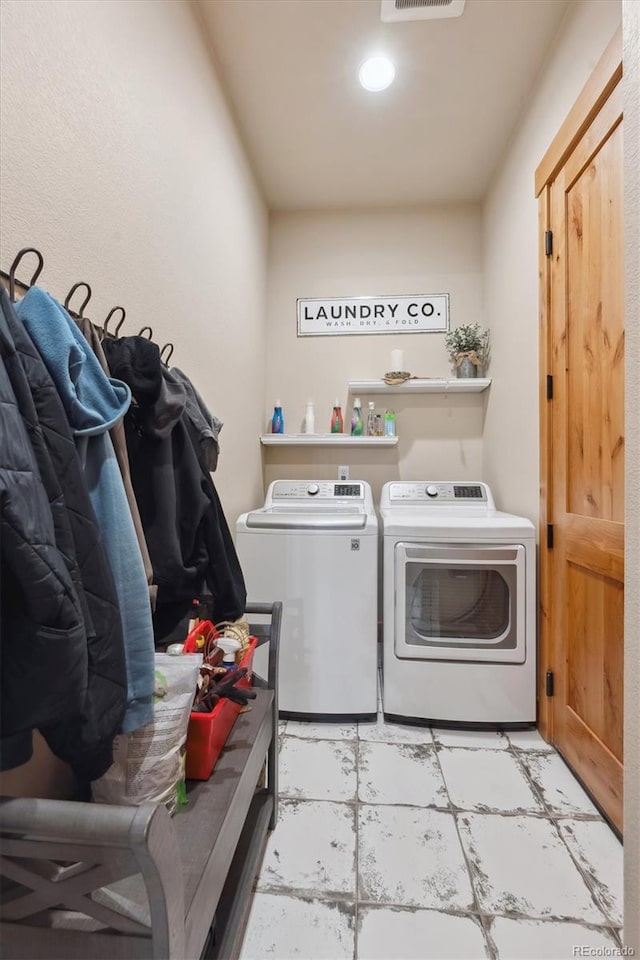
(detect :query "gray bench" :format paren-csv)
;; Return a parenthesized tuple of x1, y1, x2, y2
(0, 601, 281, 960)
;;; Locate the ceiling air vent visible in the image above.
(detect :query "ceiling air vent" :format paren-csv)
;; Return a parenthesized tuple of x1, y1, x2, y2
(380, 0, 466, 21)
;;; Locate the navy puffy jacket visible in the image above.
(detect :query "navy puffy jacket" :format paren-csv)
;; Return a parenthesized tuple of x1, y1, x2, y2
(0, 289, 127, 779)
(0, 316, 87, 772)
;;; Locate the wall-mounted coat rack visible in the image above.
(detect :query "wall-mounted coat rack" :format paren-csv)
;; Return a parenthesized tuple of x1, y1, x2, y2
(0, 246, 175, 361)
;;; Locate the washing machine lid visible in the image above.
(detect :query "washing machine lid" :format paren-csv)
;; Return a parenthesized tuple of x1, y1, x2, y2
(245, 506, 368, 530)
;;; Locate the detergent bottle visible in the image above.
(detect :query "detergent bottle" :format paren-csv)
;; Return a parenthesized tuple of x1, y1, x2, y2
(350, 397, 363, 436)
(331, 399, 344, 434)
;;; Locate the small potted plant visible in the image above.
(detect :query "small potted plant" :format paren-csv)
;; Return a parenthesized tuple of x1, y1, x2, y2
(444, 323, 490, 378)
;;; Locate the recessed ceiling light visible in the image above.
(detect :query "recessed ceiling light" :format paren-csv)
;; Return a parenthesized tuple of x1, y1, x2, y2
(358, 56, 395, 92)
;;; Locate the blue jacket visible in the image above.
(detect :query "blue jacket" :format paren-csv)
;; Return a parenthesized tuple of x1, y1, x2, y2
(17, 288, 155, 733)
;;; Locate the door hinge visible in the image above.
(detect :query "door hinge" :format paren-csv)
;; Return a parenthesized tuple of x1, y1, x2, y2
(545, 230, 553, 257)
(546, 374, 553, 400)
(546, 524, 554, 549)
(545, 670, 554, 697)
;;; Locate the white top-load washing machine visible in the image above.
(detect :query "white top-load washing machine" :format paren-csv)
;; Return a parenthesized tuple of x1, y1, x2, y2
(380, 481, 536, 726)
(236, 480, 378, 721)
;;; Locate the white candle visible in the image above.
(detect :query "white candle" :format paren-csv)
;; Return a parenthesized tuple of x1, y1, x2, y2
(391, 349, 404, 372)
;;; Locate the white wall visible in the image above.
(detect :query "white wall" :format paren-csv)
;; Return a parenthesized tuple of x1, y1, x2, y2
(623, 0, 640, 949)
(0, 0, 268, 796)
(265, 206, 485, 499)
(482, 0, 622, 522)
(0, 0, 268, 528)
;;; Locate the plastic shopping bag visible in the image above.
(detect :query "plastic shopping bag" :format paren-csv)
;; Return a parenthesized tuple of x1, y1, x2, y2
(91, 653, 201, 814)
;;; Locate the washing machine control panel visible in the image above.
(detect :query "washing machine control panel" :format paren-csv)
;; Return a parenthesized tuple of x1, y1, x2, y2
(388, 482, 488, 503)
(271, 480, 365, 500)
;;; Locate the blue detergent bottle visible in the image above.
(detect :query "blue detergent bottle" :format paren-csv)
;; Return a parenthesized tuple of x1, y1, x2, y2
(271, 400, 284, 434)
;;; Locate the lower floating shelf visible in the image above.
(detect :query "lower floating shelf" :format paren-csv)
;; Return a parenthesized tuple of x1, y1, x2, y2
(260, 434, 398, 447)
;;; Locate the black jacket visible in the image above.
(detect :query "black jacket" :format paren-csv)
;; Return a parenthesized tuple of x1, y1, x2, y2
(103, 337, 246, 640)
(0, 313, 87, 772)
(0, 290, 126, 779)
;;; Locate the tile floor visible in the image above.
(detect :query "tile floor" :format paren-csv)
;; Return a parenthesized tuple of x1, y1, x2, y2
(240, 701, 623, 960)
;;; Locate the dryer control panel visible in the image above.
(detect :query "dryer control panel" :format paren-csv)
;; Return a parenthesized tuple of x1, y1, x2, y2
(386, 482, 491, 505)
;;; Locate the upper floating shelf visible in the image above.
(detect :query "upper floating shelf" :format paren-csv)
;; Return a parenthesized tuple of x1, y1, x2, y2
(260, 435, 398, 447)
(348, 378, 491, 394)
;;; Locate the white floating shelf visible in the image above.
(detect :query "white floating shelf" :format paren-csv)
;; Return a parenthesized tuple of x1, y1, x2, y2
(260, 434, 398, 447)
(348, 378, 491, 394)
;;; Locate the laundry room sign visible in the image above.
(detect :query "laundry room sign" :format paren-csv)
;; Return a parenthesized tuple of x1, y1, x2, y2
(297, 295, 450, 337)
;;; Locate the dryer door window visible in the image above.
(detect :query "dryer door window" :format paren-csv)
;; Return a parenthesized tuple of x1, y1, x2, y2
(394, 543, 526, 663)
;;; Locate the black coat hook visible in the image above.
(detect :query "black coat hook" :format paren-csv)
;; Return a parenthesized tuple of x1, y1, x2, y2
(103, 306, 126, 338)
(9, 247, 44, 301)
(138, 326, 153, 340)
(160, 342, 174, 366)
(64, 281, 92, 317)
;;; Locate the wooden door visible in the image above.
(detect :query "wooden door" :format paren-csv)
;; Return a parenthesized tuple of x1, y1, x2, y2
(538, 33, 623, 832)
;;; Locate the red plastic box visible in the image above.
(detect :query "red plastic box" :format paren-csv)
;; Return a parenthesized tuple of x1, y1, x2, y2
(185, 635, 257, 781)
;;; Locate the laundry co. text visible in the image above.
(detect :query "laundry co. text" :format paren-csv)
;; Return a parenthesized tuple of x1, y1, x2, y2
(297, 294, 450, 337)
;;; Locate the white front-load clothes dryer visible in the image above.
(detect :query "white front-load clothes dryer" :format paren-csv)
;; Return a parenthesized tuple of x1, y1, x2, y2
(236, 480, 378, 721)
(380, 481, 536, 726)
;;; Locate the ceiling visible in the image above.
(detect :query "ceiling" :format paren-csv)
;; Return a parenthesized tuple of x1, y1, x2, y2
(197, 0, 569, 211)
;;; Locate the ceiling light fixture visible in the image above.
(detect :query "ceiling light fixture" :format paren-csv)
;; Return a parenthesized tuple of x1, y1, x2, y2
(358, 56, 395, 92)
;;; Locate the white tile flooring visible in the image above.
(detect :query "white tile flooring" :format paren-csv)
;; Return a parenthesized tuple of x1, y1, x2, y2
(240, 704, 622, 960)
